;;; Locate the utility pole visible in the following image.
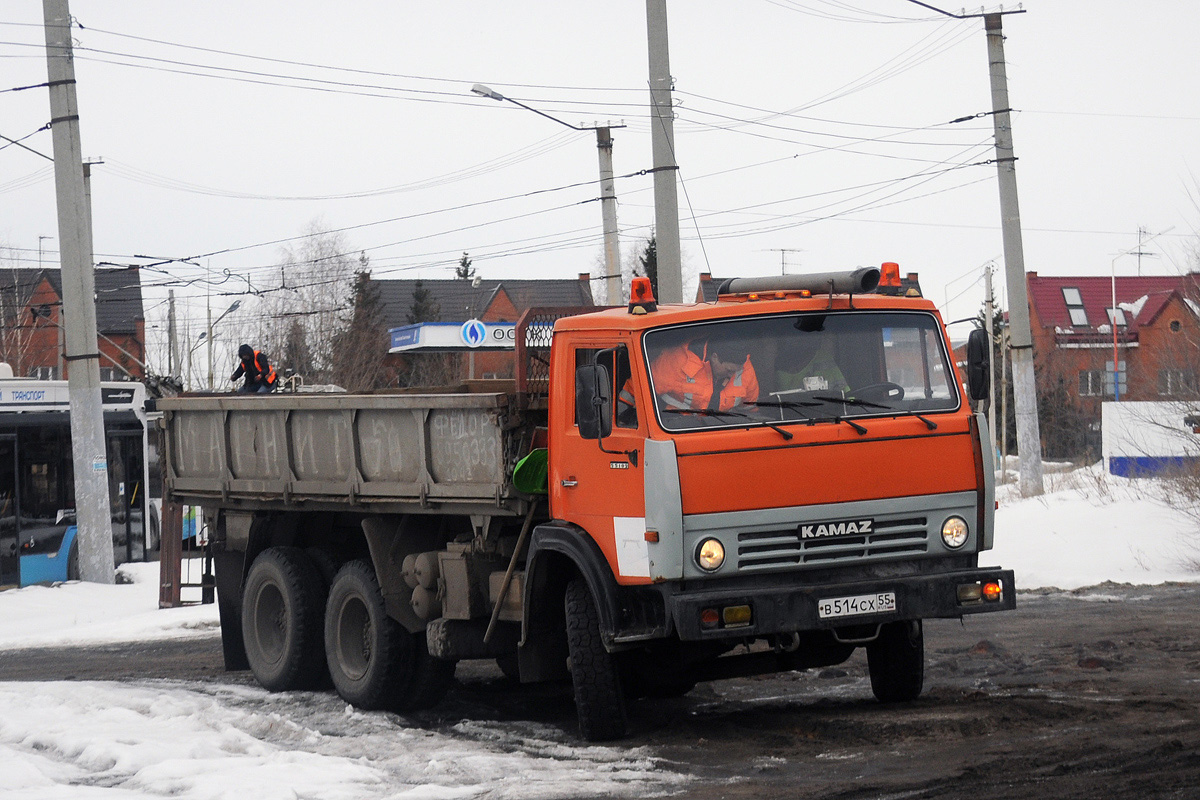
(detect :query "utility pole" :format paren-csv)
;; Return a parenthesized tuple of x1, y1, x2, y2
(43, 0, 115, 583)
(206, 290, 213, 389)
(645, 0, 683, 304)
(984, 11, 1042, 497)
(595, 126, 623, 305)
(167, 290, 178, 378)
(906, 2, 1042, 497)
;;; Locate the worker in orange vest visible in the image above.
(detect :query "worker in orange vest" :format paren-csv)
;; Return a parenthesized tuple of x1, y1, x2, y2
(651, 337, 759, 413)
(231, 344, 278, 393)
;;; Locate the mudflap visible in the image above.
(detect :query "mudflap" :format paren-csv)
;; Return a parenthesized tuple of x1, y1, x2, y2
(213, 548, 249, 671)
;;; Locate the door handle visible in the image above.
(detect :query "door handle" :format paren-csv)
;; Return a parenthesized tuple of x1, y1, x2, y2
(561, 478, 578, 488)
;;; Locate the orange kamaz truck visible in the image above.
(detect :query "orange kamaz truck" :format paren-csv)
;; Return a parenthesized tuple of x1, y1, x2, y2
(160, 265, 1013, 741)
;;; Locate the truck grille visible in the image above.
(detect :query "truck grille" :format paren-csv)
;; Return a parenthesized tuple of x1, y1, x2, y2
(736, 517, 928, 571)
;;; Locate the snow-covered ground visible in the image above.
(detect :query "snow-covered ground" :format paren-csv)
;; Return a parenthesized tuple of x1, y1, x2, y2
(1, 465, 1197, 799)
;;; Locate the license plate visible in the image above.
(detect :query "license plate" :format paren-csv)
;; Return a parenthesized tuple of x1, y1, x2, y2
(817, 591, 896, 619)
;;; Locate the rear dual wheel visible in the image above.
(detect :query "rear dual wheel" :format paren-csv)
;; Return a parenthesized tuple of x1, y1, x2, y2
(324, 559, 454, 712)
(241, 547, 329, 691)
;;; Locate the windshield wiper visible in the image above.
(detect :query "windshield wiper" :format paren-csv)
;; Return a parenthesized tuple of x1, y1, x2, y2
(754, 399, 867, 436)
(662, 406, 794, 441)
(813, 395, 939, 430)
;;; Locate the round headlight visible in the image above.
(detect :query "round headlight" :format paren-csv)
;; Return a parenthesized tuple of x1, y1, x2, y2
(695, 538, 726, 572)
(941, 516, 969, 549)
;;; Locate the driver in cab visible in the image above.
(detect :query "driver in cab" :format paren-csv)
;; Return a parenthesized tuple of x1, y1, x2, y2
(651, 336, 760, 413)
(775, 317, 848, 395)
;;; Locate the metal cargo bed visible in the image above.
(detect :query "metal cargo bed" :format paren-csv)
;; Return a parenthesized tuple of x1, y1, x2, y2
(159, 392, 530, 516)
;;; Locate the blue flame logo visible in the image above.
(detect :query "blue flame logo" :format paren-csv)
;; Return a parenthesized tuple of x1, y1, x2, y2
(461, 319, 487, 347)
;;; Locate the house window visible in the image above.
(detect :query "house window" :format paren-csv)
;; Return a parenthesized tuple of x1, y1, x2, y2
(1079, 369, 1107, 396)
(1171, 320, 1182, 333)
(1106, 308, 1127, 327)
(1062, 287, 1088, 327)
(1158, 369, 1197, 397)
(27, 366, 59, 380)
(99, 367, 115, 381)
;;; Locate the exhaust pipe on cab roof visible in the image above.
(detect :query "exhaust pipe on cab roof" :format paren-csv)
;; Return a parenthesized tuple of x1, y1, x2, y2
(717, 267, 881, 297)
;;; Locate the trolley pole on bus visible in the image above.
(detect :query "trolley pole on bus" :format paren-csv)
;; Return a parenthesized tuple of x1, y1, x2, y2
(43, 0, 115, 583)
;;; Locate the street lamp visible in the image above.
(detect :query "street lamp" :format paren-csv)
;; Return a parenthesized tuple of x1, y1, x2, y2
(471, 84, 625, 305)
(199, 299, 241, 390)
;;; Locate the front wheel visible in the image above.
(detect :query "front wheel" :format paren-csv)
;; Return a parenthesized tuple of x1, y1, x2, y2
(866, 619, 923, 702)
(565, 577, 627, 741)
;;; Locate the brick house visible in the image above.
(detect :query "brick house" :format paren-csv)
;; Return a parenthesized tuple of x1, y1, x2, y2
(374, 274, 595, 381)
(1026, 272, 1200, 405)
(1019, 272, 1200, 458)
(0, 267, 146, 381)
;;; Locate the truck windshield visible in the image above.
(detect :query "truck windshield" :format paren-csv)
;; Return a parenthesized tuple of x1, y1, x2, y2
(643, 310, 960, 432)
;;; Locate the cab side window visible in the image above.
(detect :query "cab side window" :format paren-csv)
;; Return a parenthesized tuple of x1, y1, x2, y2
(574, 345, 637, 430)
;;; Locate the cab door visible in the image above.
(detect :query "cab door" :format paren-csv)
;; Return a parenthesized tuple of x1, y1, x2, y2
(551, 339, 651, 585)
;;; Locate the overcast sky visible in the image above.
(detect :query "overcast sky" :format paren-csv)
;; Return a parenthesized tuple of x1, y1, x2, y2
(3, 1, 1199, 364)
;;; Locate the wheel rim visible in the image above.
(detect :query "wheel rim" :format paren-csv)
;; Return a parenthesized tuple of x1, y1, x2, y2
(335, 594, 372, 681)
(251, 583, 286, 665)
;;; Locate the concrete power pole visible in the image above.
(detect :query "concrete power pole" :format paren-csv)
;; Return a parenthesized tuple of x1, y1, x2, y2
(645, 0, 683, 304)
(984, 12, 1043, 497)
(168, 289, 178, 378)
(595, 127, 623, 305)
(43, 0, 115, 583)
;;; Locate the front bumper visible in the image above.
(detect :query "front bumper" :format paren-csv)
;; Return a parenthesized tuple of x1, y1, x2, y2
(669, 567, 1016, 641)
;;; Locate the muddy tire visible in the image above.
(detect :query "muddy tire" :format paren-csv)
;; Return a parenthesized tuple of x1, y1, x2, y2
(565, 576, 627, 741)
(324, 559, 415, 710)
(867, 619, 924, 703)
(241, 547, 328, 692)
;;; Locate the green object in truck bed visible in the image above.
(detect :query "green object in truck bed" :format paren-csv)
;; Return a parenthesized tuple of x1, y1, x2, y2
(513, 448, 548, 495)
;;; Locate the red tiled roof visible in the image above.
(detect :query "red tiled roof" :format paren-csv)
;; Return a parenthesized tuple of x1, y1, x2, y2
(1027, 273, 1200, 334)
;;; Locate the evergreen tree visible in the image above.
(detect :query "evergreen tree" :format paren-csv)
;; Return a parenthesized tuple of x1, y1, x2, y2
(331, 270, 390, 391)
(455, 252, 476, 281)
(408, 280, 441, 324)
(637, 236, 658, 299)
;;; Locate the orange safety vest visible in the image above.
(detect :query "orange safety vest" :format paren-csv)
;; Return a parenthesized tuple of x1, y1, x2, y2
(242, 350, 277, 386)
(720, 356, 760, 411)
(651, 345, 759, 412)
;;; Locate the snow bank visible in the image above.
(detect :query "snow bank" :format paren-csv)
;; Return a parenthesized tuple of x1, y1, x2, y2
(0, 681, 685, 799)
(992, 463, 1199, 590)
(0, 562, 220, 650)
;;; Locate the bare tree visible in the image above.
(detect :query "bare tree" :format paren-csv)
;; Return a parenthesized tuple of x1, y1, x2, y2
(0, 245, 37, 374)
(258, 221, 359, 383)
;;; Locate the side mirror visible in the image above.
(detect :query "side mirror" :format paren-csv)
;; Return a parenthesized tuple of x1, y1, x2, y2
(575, 363, 613, 440)
(966, 327, 991, 403)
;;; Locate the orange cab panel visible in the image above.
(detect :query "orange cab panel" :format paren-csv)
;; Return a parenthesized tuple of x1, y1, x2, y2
(672, 416, 976, 515)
